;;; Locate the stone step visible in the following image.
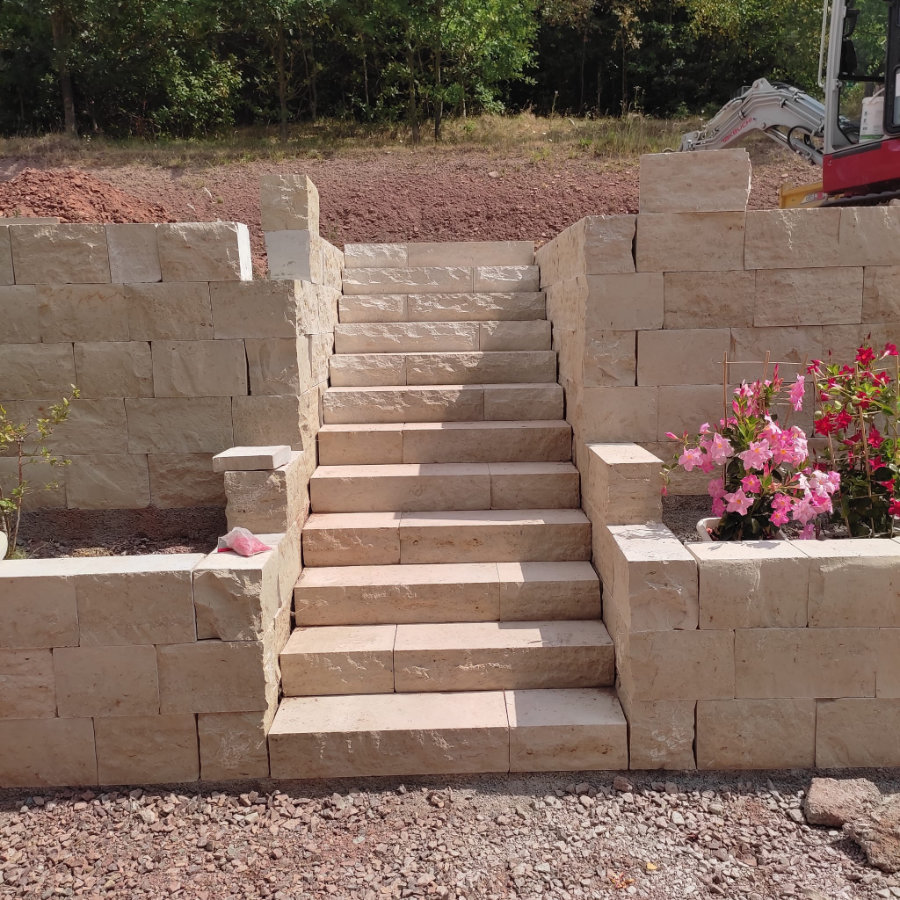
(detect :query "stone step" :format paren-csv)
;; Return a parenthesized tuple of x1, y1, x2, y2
(317, 421, 573, 466)
(339, 292, 546, 324)
(268, 688, 628, 778)
(343, 241, 535, 269)
(301, 508, 592, 566)
(333, 321, 551, 353)
(293, 561, 602, 626)
(330, 351, 558, 387)
(322, 383, 564, 424)
(309, 462, 580, 513)
(280, 620, 614, 696)
(342, 266, 540, 296)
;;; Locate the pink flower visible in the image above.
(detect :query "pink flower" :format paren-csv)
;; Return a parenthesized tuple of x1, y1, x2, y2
(741, 474, 761, 493)
(707, 478, 726, 500)
(739, 440, 772, 470)
(772, 493, 792, 513)
(884, 343, 899, 357)
(707, 434, 734, 464)
(678, 448, 704, 472)
(724, 489, 753, 516)
(770, 508, 791, 527)
(889, 498, 900, 517)
(799, 522, 816, 540)
(711, 497, 726, 517)
(789, 374, 805, 411)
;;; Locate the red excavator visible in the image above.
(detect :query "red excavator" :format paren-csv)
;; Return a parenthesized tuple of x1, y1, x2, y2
(680, 0, 900, 206)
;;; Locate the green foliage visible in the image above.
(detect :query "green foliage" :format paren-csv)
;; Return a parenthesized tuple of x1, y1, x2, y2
(0, 388, 78, 559)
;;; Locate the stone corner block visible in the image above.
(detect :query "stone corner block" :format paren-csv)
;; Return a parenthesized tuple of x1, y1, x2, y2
(260, 174, 319, 235)
(213, 445, 292, 473)
(639, 150, 751, 214)
(157, 222, 252, 282)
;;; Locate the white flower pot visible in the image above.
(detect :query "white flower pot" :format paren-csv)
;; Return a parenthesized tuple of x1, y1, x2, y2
(0, 531, 7, 560)
(697, 517, 720, 542)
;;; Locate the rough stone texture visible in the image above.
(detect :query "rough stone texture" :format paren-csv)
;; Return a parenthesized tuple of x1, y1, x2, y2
(126, 282, 214, 340)
(406, 241, 534, 267)
(839, 205, 900, 267)
(639, 150, 751, 213)
(343, 244, 408, 269)
(343, 266, 474, 295)
(264, 230, 320, 282)
(878, 629, 900, 698)
(408, 292, 546, 322)
(339, 293, 408, 322)
(232, 392, 320, 450)
(488, 462, 579, 510)
(696, 699, 816, 769)
(224, 451, 307, 533)
(329, 353, 407, 387)
(316, 424, 403, 466)
(126, 397, 234, 453)
(106, 223, 161, 283)
(579, 386, 659, 443)
(198, 709, 272, 780)
(336, 321, 480, 353)
(663, 270, 756, 328)
(754, 267, 863, 326)
(302, 511, 402, 567)
(803, 777, 881, 827)
(735, 628, 878, 699)
(260, 174, 319, 234)
(0, 718, 97, 787)
(862, 265, 900, 321)
(94, 714, 199, 785)
(636, 213, 745, 273)
(0, 649, 56, 718)
(585, 274, 664, 331)
(36, 283, 127, 342)
(474, 265, 540, 293)
(0, 342, 76, 399)
(817, 699, 900, 767)
(0, 225, 12, 284)
(844, 795, 900, 874)
(37, 397, 127, 455)
(536, 216, 636, 284)
(73, 341, 153, 398)
(584, 443, 662, 527)
(213, 445, 292, 472)
(0, 284, 40, 342)
(65, 454, 151, 509)
(729, 325, 824, 384)
(744, 208, 841, 269)
(403, 351, 556, 386)
(637, 328, 731, 386)
(10, 223, 111, 284)
(478, 320, 551, 351)
(583, 330, 636, 387)
(619, 696, 696, 770)
(483, 383, 563, 422)
(157, 222, 252, 282)
(0, 560, 79, 648)
(53, 644, 159, 718)
(151, 339, 248, 398)
(324, 385, 485, 425)
(147, 453, 227, 508)
(210, 280, 305, 339)
(689, 542, 810, 629)
(0, 455, 67, 510)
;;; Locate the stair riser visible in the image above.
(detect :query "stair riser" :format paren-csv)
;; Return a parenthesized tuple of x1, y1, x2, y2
(339, 292, 546, 323)
(342, 266, 540, 296)
(334, 322, 551, 354)
(343, 241, 535, 269)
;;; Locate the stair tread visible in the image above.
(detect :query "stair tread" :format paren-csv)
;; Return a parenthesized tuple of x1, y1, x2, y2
(305, 507, 589, 526)
(312, 461, 578, 478)
(339, 292, 546, 324)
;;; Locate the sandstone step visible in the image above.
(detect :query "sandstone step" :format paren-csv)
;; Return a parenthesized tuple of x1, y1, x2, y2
(330, 351, 557, 387)
(342, 266, 540, 296)
(333, 321, 550, 353)
(293, 561, 602, 626)
(343, 241, 535, 269)
(267, 687, 627, 778)
(309, 462, 580, 513)
(339, 292, 546, 323)
(317, 421, 573, 466)
(301, 509, 592, 566)
(322, 383, 564, 424)
(280, 619, 613, 696)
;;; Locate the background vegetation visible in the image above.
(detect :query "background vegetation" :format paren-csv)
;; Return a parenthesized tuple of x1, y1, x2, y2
(0, 0, 825, 139)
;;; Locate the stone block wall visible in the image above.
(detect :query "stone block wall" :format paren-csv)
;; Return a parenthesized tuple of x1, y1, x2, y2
(536, 150, 900, 489)
(0, 176, 342, 511)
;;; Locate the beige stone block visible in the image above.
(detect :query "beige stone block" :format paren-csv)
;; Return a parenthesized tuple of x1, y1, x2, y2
(53, 397, 129, 454)
(151, 339, 247, 398)
(73, 341, 153, 398)
(0, 455, 67, 510)
(343, 266, 474, 295)
(816, 699, 900, 767)
(317, 423, 403, 465)
(617, 629, 734, 702)
(232, 392, 318, 450)
(260, 173, 319, 234)
(640, 150, 751, 213)
(637, 328, 730, 386)
(405, 351, 555, 386)
(728, 325, 824, 384)
(696, 699, 815, 769)
(483, 383, 563, 421)
(212, 445, 291, 472)
(65, 453, 150, 509)
(324, 384, 484, 425)
(148, 453, 227, 508)
(209, 280, 302, 339)
(106, 223, 161, 283)
(54, 644, 159, 717)
(126, 397, 233, 453)
(0, 224, 11, 284)
(579, 387, 658, 442)
(323, 240, 345, 290)
(585, 442, 662, 526)
(735, 627, 877, 699)
(343, 244, 407, 268)
(11, 223, 111, 283)
(74, 554, 202, 645)
(126, 282, 214, 340)
(198, 709, 272, 780)
(754, 267, 863, 326)
(473, 265, 539, 293)
(797, 539, 900, 627)
(664, 271, 756, 329)
(409, 292, 545, 322)
(281, 624, 396, 696)
(536, 216, 636, 282)
(313, 283, 340, 333)
(339, 293, 408, 323)
(878, 629, 900, 698)
(94, 714, 198, 785)
(0, 343, 76, 399)
(329, 353, 406, 387)
(265, 230, 322, 282)
(268, 691, 509, 778)
(302, 511, 401, 567)
(308, 331, 333, 384)
(820, 322, 900, 364)
(488, 461, 579, 509)
(0, 559, 79, 648)
(157, 640, 273, 713)
(224, 451, 307, 533)
(192, 548, 280, 641)
(636, 213, 745, 273)
(408, 241, 534, 267)
(862, 266, 900, 321)
(506, 688, 627, 771)
(690, 542, 810, 629)
(745, 208, 840, 269)
(583, 330, 636, 387)
(0, 718, 97, 787)
(335, 321, 480, 353)
(619, 695, 696, 769)
(0, 649, 56, 717)
(839, 206, 900, 266)
(497, 561, 600, 621)
(158, 222, 252, 282)
(585, 273, 664, 331)
(478, 320, 550, 351)
(0, 285, 39, 341)
(655, 384, 725, 441)
(545, 277, 587, 331)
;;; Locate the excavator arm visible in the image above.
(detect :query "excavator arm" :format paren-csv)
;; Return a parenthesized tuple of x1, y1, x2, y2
(680, 78, 827, 165)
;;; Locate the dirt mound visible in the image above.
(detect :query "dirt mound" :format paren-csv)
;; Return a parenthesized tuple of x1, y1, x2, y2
(0, 167, 172, 223)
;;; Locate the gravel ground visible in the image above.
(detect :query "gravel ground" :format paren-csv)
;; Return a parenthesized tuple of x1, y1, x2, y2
(2, 771, 899, 899)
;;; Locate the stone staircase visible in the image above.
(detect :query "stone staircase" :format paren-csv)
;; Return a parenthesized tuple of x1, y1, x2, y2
(267, 242, 628, 778)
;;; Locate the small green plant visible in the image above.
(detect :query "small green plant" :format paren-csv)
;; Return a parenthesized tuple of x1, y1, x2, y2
(0, 388, 79, 559)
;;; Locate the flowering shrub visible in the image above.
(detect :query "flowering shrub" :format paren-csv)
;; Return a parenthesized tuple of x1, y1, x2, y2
(809, 342, 900, 537)
(664, 369, 840, 541)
